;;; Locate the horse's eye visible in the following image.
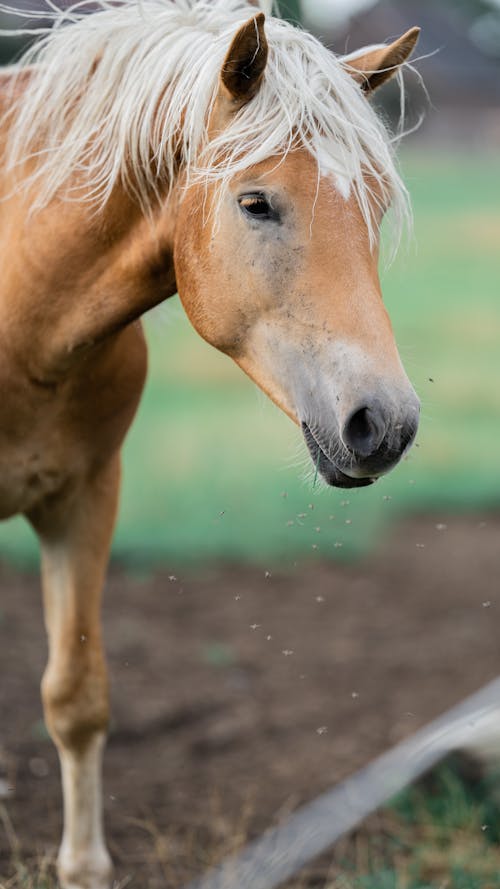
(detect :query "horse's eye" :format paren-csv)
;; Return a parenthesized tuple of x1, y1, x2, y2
(238, 193, 279, 222)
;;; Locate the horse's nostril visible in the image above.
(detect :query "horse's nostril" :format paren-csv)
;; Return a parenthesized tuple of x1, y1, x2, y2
(342, 405, 386, 458)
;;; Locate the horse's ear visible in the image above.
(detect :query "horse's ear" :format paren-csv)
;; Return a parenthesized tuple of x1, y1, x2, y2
(220, 13, 268, 104)
(246, 0, 273, 13)
(343, 27, 420, 94)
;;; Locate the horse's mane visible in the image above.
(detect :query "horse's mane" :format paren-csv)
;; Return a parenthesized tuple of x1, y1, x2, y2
(0, 0, 410, 247)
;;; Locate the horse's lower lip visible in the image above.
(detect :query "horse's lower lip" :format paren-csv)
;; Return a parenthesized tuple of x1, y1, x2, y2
(301, 423, 375, 489)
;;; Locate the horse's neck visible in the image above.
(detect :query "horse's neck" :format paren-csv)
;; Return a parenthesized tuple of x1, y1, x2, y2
(0, 79, 178, 378)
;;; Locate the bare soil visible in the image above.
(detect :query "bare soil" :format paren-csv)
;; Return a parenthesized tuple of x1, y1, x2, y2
(1, 514, 499, 887)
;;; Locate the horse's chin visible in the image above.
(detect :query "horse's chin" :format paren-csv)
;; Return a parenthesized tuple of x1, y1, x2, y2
(301, 423, 375, 489)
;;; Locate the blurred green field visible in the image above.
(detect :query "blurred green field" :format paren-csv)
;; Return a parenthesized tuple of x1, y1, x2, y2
(1, 151, 499, 567)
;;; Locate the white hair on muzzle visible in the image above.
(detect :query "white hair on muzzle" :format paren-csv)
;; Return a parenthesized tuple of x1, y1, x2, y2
(0, 0, 410, 250)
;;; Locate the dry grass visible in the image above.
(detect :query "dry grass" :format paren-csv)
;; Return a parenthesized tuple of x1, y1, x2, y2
(0, 804, 55, 888)
(3, 762, 500, 889)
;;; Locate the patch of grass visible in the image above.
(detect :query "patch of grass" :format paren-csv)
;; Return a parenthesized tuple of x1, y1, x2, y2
(0, 803, 56, 889)
(320, 761, 500, 889)
(1, 152, 499, 567)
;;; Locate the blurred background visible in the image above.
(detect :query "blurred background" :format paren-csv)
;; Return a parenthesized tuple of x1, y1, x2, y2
(0, 3, 500, 888)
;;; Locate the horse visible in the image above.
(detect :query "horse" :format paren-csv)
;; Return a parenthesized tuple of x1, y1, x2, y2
(0, 1, 420, 885)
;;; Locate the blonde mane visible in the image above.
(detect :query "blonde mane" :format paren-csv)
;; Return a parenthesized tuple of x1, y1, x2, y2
(0, 0, 410, 245)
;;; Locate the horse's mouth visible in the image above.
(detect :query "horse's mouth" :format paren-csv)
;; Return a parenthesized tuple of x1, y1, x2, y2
(301, 422, 375, 489)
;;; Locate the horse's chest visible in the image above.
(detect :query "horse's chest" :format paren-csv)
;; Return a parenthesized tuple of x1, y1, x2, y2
(0, 322, 146, 520)
(0, 416, 74, 519)
(0, 377, 76, 519)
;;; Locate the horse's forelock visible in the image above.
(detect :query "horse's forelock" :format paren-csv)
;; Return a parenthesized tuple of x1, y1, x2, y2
(3, 0, 410, 253)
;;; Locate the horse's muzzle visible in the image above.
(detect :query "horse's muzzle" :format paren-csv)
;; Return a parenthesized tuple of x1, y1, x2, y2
(302, 423, 375, 488)
(301, 399, 419, 488)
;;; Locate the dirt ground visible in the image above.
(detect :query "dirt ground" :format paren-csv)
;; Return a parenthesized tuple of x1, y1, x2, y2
(1, 514, 500, 887)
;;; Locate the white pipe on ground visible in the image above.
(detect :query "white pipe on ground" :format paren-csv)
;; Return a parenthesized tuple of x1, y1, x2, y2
(186, 677, 500, 889)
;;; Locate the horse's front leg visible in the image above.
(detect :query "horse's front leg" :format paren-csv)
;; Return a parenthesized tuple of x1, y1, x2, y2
(30, 457, 121, 889)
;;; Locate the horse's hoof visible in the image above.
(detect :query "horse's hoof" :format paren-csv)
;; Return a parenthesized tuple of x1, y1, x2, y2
(58, 847, 112, 889)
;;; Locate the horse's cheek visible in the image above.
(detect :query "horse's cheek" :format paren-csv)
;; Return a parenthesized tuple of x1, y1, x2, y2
(173, 240, 236, 352)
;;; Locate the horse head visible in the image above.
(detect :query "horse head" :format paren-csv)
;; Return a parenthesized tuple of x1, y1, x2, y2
(174, 13, 420, 488)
